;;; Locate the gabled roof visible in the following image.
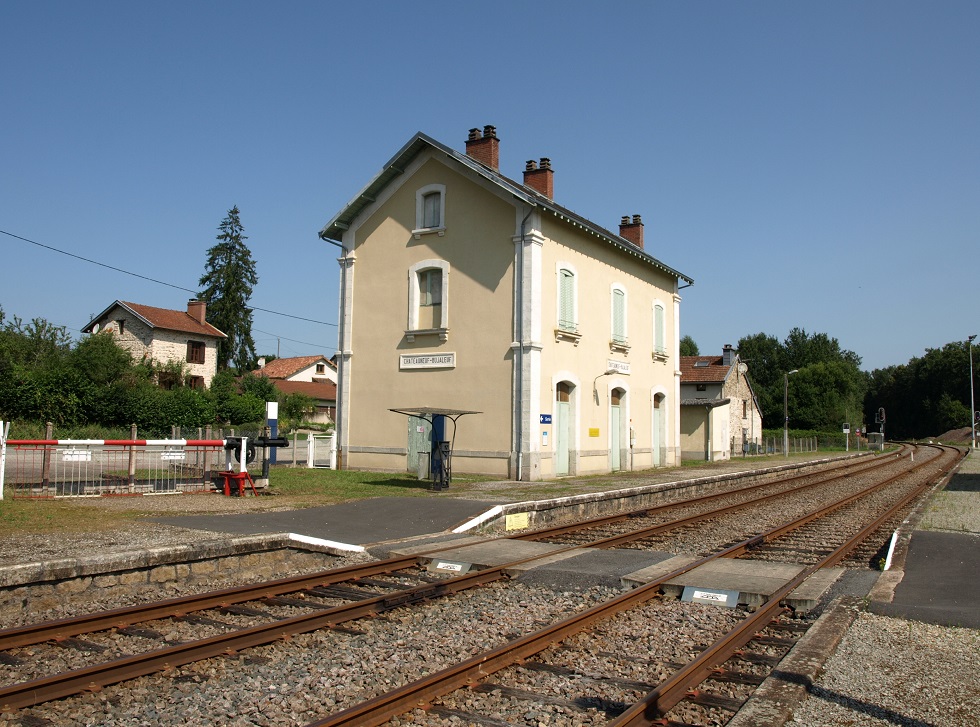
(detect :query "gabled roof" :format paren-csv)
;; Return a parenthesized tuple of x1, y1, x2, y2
(319, 131, 694, 285)
(259, 355, 334, 380)
(679, 355, 730, 383)
(82, 301, 226, 338)
(270, 379, 337, 402)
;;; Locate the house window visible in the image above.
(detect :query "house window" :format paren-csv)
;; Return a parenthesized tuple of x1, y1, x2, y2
(653, 303, 666, 357)
(743, 400, 748, 418)
(611, 286, 628, 349)
(697, 384, 707, 392)
(414, 184, 446, 235)
(116, 319, 125, 334)
(186, 375, 205, 390)
(186, 340, 205, 364)
(315, 363, 325, 375)
(558, 268, 576, 332)
(407, 259, 450, 338)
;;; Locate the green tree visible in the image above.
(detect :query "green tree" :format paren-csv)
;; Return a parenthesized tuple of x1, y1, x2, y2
(199, 206, 258, 372)
(737, 329, 866, 432)
(679, 335, 699, 356)
(71, 332, 133, 386)
(865, 340, 976, 439)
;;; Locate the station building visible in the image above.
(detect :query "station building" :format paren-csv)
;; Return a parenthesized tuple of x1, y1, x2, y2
(319, 126, 693, 481)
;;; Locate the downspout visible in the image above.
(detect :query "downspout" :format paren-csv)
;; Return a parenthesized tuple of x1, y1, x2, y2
(320, 233, 347, 468)
(515, 208, 532, 481)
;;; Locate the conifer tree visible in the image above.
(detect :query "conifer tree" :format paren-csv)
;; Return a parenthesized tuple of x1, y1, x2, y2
(198, 206, 258, 372)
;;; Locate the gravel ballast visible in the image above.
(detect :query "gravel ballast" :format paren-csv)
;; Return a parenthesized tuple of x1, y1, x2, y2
(0, 450, 976, 726)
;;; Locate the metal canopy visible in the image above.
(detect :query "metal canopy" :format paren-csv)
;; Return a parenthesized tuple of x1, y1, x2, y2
(389, 407, 482, 420)
(389, 408, 482, 491)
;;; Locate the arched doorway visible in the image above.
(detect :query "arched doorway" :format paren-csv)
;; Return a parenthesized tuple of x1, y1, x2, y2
(610, 387, 626, 471)
(652, 392, 666, 467)
(555, 381, 573, 476)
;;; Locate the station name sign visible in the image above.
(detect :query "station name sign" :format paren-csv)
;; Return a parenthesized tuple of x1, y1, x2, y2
(400, 352, 456, 370)
(606, 359, 631, 375)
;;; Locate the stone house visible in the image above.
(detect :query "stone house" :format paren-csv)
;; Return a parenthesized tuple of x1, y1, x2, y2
(82, 299, 226, 388)
(319, 125, 694, 480)
(679, 344, 763, 461)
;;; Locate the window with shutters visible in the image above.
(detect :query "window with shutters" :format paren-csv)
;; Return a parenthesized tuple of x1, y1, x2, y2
(653, 302, 668, 361)
(406, 259, 449, 342)
(555, 265, 581, 344)
(413, 184, 446, 237)
(186, 340, 205, 364)
(610, 285, 629, 353)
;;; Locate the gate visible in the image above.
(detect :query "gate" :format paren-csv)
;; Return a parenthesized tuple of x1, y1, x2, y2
(306, 433, 336, 469)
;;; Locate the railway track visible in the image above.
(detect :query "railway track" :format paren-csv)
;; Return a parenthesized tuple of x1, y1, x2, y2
(0, 445, 962, 724)
(308, 444, 963, 726)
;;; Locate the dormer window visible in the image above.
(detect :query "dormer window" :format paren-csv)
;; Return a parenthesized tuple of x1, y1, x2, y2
(414, 184, 446, 237)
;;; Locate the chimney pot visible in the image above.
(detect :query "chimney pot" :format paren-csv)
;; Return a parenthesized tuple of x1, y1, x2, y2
(619, 214, 644, 249)
(465, 124, 500, 169)
(187, 299, 207, 324)
(523, 156, 554, 198)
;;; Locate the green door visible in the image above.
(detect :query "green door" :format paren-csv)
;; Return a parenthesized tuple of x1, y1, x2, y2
(555, 382, 571, 476)
(407, 416, 432, 475)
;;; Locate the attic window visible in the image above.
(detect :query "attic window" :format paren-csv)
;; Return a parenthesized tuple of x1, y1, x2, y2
(316, 363, 325, 374)
(414, 184, 446, 237)
(694, 361, 710, 367)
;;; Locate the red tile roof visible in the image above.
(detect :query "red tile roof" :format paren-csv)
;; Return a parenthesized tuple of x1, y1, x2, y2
(259, 355, 332, 380)
(679, 355, 730, 383)
(119, 301, 226, 338)
(271, 379, 337, 401)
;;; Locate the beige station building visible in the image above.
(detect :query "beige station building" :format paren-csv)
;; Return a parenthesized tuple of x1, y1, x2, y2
(320, 126, 694, 481)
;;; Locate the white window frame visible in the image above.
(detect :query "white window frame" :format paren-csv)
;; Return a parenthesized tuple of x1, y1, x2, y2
(555, 261, 581, 344)
(610, 283, 629, 352)
(407, 258, 450, 341)
(413, 184, 446, 237)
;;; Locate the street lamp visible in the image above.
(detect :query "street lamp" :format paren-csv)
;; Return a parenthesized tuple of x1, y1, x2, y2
(969, 335, 977, 449)
(784, 369, 799, 457)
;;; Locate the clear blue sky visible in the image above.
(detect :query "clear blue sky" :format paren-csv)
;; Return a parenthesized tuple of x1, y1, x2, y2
(2, 2, 977, 371)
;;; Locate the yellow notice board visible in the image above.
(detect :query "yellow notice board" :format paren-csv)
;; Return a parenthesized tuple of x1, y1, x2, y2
(589, 428, 600, 437)
(506, 512, 530, 531)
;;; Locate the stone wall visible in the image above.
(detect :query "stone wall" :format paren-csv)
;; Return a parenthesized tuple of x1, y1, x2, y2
(0, 534, 344, 623)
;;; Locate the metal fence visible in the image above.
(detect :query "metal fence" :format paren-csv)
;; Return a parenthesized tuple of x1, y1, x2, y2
(0, 434, 260, 498)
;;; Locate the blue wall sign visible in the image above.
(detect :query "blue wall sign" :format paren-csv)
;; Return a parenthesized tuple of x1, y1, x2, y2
(540, 414, 552, 424)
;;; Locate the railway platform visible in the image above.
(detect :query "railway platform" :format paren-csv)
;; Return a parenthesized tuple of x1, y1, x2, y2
(151, 448, 980, 627)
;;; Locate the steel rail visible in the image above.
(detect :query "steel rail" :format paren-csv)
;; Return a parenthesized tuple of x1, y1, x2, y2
(608, 444, 965, 725)
(513, 449, 901, 542)
(304, 445, 954, 727)
(0, 566, 507, 711)
(0, 449, 903, 652)
(0, 555, 419, 651)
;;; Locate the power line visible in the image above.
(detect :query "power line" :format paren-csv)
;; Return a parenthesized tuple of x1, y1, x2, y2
(2, 228, 336, 328)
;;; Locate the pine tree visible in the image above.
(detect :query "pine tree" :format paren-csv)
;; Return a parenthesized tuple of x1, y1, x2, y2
(199, 206, 258, 372)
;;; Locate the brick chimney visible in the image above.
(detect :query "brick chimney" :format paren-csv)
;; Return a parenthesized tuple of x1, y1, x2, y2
(619, 214, 644, 249)
(523, 158, 554, 198)
(465, 125, 499, 170)
(187, 299, 207, 324)
(723, 344, 734, 367)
